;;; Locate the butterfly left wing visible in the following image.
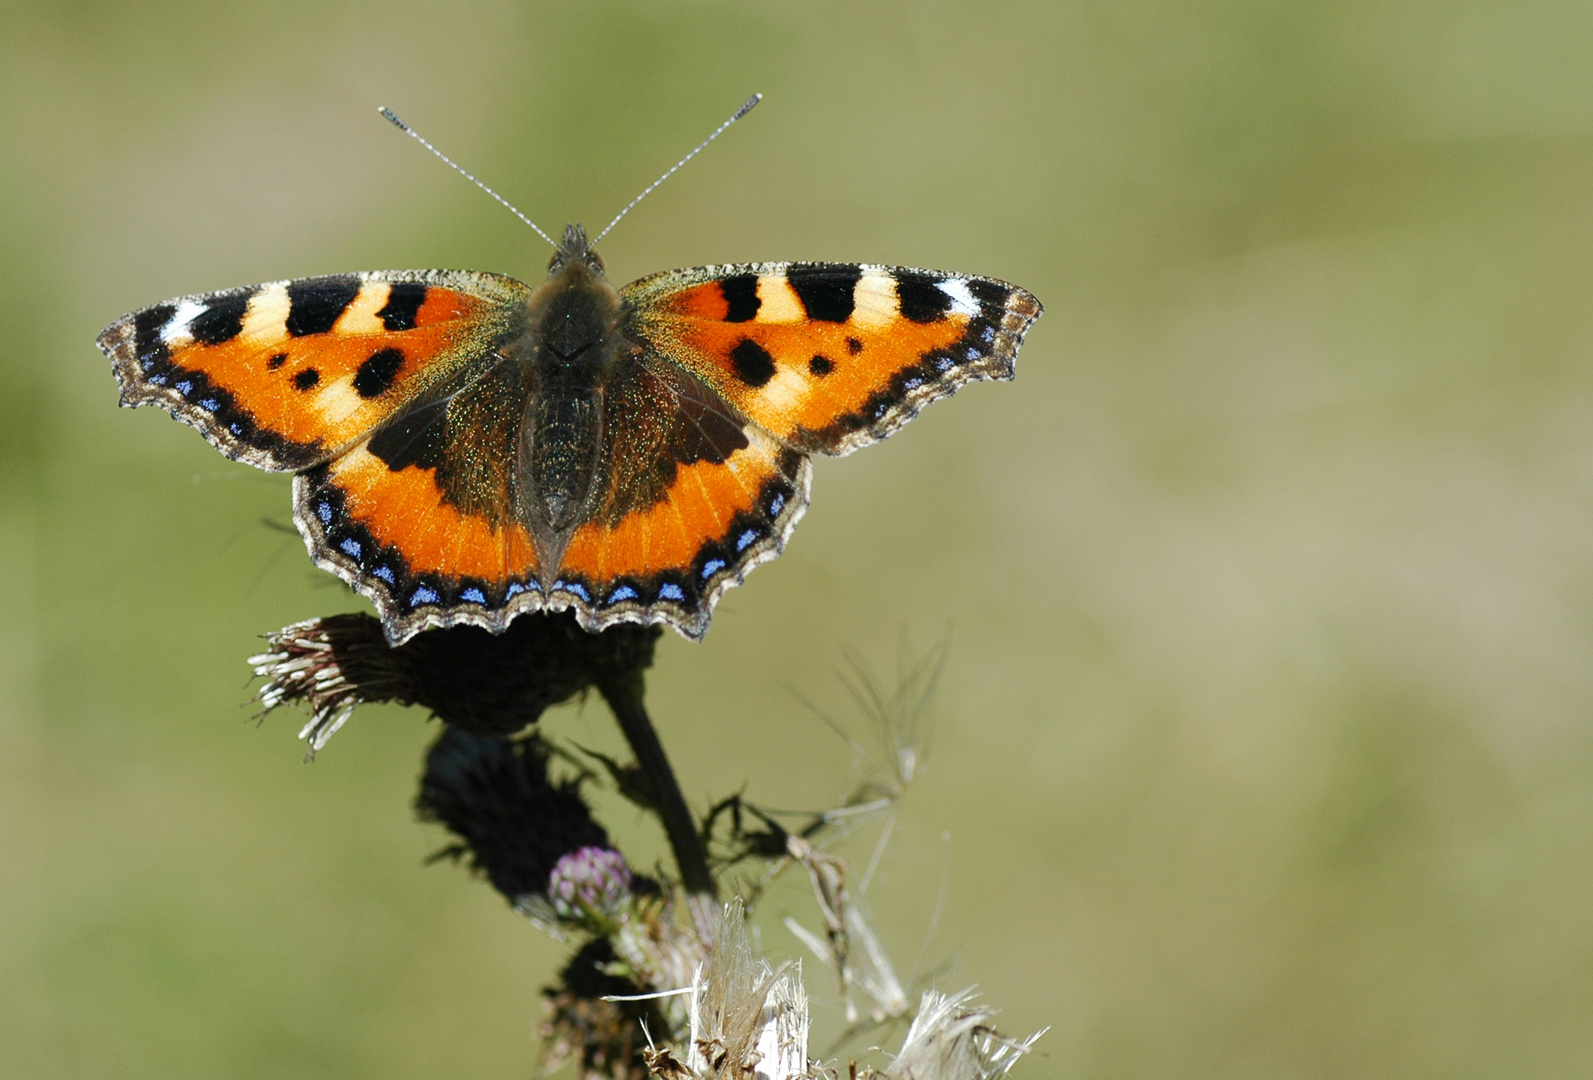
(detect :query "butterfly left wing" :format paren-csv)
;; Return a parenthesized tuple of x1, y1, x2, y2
(621, 262, 1041, 456)
(535, 260, 1042, 640)
(546, 357, 810, 639)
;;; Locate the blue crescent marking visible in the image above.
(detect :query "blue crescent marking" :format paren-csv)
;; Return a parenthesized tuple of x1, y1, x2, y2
(317, 501, 333, 525)
(736, 528, 759, 551)
(658, 583, 685, 602)
(461, 587, 486, 604)
(554, 581, 590, 602)
(339, 537, 362, 559)
(409, 585, 440, 606)
(373, 565, 395, 583)
(701, 558, 726, 579)
(607, 585, 638, 603)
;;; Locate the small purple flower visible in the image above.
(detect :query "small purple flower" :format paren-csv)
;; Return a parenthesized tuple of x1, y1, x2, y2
(548, 846, 633, 926)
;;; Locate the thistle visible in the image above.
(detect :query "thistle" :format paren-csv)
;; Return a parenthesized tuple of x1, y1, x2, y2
(252, 613, 1042, 1079)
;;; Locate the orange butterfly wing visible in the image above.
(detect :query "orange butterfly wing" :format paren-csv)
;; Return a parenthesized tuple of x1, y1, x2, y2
(97, 270, 527, 469)
(621, 263, 1042, 455)
(527, 262, 1041, 639)
(98, 271, 545, 640)
(547, 356, 810, 639)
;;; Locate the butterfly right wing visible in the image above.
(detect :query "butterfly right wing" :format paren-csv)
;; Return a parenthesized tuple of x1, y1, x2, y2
(294, 350, 547, 643)
(97, 269, 529, 470)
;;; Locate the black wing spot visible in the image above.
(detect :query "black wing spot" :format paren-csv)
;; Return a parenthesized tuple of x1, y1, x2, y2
(787, 265, 861, 323)
(377, 281, 428, 331)
(719, 275, 761, 322)
(286, 277, 361, 337)
(354, 348, 404, 398)
(368, 398, 448, 471)
(293, 368, 321, 391)
(808, 355, 834, 376)
(846, 336, 864, 355)
(189, 292, 252, 344)
(267, 352, 289, 370)
(967, 278, 1011, 307)
(730, 339, 777, 387)
(133, 305, 175, 365)
(895, 271, 953, 323)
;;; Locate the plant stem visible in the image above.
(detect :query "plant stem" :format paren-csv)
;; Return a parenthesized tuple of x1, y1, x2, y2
(598, 673, 717, 899)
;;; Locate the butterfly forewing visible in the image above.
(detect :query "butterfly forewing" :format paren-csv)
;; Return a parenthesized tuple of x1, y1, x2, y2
(621, 262, 1041, 456)
(98, 269, 528, 470)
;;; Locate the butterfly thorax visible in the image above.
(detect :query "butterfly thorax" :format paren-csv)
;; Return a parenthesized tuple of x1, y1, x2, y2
(510, 224, 628, 572)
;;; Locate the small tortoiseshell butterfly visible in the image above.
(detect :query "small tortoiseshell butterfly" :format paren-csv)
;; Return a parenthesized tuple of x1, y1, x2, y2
(96, 98, 1041, 644)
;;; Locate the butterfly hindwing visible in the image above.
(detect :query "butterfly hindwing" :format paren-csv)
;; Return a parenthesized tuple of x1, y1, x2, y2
(293, 346, 547, 642)
(97, 269, 529, 470)
(549, 356, 810, 638)
(622, 262, 1042, 455)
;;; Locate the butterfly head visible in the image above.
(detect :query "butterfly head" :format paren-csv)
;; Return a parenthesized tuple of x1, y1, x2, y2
(548, 223, 605, 280)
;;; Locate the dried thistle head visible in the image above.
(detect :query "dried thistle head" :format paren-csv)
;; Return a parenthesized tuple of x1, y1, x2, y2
(877, 990, 1044, 1080)
(680, 900, 813, 1080)
(249, 613, 1042, 1080)
(249, 614, 411, 753)
(249, 611, 660, 752)
(624, 902, 1041, 1080)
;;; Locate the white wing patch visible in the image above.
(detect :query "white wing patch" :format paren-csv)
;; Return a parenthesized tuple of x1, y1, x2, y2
(159, 299, 206, 345)
(936, 278, 980, 318)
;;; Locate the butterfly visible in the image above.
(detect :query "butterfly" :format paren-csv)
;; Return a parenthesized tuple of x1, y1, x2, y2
(96, 100, 1042, 645)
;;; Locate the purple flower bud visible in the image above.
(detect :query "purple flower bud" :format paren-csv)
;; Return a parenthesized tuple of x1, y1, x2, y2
(548, 846, 633, 925)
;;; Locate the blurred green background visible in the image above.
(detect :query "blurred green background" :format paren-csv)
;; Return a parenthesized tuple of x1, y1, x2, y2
(6, 0, 1593, 1076)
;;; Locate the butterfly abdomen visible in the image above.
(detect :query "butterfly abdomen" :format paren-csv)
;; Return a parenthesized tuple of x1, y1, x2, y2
(518, 392, 604, 537)
(512, 250, 627, 559)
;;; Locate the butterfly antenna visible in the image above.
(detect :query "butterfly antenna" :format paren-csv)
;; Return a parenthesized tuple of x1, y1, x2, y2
(378, 106, 558, 250)
(592, 93, 762, 246)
